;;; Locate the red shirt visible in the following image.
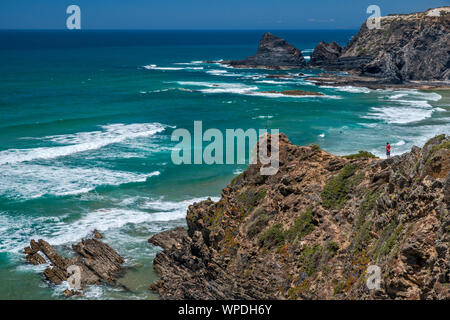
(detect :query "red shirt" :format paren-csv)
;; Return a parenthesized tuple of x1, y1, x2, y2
(386, 144, 391, 152)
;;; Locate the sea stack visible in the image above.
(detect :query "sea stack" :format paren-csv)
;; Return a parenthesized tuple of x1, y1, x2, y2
(309, 41, 343, 67)
(222, 32, 306, 69)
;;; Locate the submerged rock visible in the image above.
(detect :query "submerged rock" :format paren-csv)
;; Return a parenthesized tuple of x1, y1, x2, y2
(221, 33, 306, 70)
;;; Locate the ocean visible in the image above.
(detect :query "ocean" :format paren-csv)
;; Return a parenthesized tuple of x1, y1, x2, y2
(0, 30, 448, 299)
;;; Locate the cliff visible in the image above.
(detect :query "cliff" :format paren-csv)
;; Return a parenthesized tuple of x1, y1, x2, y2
(149, 134, 450, 300)
(221, 32, 306, 69)
(309, 7, 450, 83)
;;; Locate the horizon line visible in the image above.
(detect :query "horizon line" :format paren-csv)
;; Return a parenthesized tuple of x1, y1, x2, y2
(0, 28, 360, 31)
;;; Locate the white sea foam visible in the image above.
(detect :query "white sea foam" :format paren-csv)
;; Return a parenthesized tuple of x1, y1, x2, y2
(363, 89, 443, 124)
(320, 85, 371, 93)
(252, 115, 273, 119)
(255, 80, 291, 84)
(0, 196, 219, 253)
(251, 91, 341, 99)
(0, 123, 166, 165)
(364, 106, 433, 124)
(173, 60, 204, 65)
(144, 64, 184, 71)
(206, 69, 228, 75)
(177, 81, 340, 99)
(0, 163, 160, 200)
(393, 140, 406, 146)
(177, 81, 259, 95)
(143, 64, 202, 71)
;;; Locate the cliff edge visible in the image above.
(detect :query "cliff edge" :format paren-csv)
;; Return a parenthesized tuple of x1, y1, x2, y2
(149, 134, 449, 300)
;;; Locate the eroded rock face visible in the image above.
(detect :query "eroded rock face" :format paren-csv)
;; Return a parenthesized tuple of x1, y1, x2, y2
(221, 33, 306, 70)
(149, 134, 449, 300)
(309, 41, 343, 67)
(23, 232, 125, 294)
(309, 7, 450, 82)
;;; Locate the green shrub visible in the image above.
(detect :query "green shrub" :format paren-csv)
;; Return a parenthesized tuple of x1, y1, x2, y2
(310, 144, 321, 152)
(431, 141, 450, 155)
(298, 244, 323, 276)
(285, 209, 315, 241)
(327, 241, 339, 254)
(321, 164, 358, 209)
(343, 151, 376, 160)
(333, 282, 345, 295)
(237, 187, 267, 215)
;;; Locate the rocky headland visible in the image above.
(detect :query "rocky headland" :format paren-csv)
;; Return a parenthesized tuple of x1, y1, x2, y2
(220, 32, 307, 70)
(219, 7, 449, 88)
(149, 134, 449, 299)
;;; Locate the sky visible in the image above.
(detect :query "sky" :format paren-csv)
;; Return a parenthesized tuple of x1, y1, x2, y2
(0, 0, 447, 30)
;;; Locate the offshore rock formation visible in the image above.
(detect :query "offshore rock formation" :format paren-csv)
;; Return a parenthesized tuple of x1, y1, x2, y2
(309, 41, 343, 68)
(221, 33, 306, 70)
(309, 7, 450, 83)
(149, 134, 449, 299)
(24, 231, 124, 296)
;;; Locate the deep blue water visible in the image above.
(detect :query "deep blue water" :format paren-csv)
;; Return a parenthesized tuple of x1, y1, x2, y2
(0, 30, 448, 299)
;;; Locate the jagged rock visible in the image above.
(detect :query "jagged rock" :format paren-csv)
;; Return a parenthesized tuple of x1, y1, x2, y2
(63, 289, 83, 297)
(310, 7, 450, 83)
(309, 41, 342, 67)
(72, 239, 124, 285)
(93, 229, 103, 239)
(25, 253, 46, 265)
(24, 233, 125, 295)
(221, 33, 306, 69)
(149, 134, 449, 300)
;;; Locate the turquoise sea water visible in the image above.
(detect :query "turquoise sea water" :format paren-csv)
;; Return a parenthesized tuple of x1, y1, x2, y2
(0, 30, 448, 299)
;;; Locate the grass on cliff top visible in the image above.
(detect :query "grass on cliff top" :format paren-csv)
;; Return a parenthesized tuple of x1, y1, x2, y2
(321, 163, 359, 210)
(431, 141, 450, 154)
(343, 150, 376, 160)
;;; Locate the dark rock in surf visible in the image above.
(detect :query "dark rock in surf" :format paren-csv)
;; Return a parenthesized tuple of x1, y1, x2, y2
(23, 232, 125, 295)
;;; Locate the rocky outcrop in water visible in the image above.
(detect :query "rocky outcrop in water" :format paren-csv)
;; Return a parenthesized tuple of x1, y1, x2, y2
(221, 33, 306, 70)
(309, 41, 343, 67)
(309, 7, 450, 83)
(24, 231, 125, 296)
(149, 134, 449, 300)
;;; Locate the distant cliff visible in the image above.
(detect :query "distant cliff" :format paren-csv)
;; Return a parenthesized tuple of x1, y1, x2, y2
(309, 7, 450, 83)
(149, 134, 449, 300)
(221, 32, 306, 69)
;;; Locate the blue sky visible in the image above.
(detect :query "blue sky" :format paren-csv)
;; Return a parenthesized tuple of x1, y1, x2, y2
(0, 0, 447, 29)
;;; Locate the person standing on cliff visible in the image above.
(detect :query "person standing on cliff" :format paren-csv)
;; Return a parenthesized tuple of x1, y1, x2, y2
(386, 142, 391, 159)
